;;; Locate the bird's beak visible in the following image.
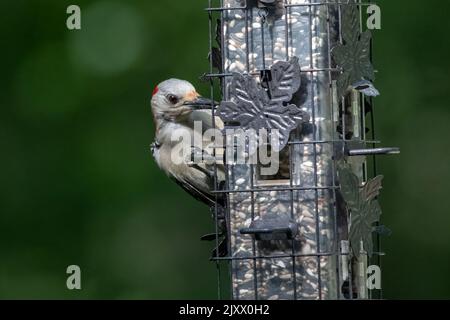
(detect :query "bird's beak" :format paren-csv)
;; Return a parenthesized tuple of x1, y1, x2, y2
(183, 97, 217, 110)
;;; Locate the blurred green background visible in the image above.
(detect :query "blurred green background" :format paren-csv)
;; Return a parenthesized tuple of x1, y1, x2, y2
(0, 0, 449, 299)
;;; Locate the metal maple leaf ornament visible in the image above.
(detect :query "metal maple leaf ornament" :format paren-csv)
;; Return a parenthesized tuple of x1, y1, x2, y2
(337, 161, 385, 257)
(218, 57, 309, 152)
(332, 1, 379, 98)
(238, 0, 285, 21)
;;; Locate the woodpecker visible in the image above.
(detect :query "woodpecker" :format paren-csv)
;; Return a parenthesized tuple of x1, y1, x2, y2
(150, 79, 227, 256)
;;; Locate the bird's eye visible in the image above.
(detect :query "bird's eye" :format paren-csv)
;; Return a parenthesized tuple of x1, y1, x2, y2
(166, 94, 179, 105)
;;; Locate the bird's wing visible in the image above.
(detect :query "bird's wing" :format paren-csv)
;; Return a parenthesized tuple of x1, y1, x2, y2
(189, 109, 226, 181)
(170, 175, 216, 207)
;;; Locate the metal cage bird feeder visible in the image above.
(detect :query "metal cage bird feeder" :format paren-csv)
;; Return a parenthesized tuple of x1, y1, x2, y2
(203, 0, 398, 300)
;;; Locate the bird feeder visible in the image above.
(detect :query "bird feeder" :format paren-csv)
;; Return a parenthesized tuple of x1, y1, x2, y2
(204, 0, 398, 300)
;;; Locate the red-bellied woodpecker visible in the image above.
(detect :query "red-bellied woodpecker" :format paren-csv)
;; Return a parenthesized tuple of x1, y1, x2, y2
(150, 79, 227, 256)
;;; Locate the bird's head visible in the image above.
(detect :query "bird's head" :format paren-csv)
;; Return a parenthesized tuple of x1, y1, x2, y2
(151, 79, 214, 124)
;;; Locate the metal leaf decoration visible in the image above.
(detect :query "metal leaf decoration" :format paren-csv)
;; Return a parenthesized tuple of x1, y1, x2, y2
(332, 1, 378, 98)
(337, 161, 384, 257)
(338, 162, 361, 209)
(374, 225, 392, 237)
(238, 0, 284, 21)
(362, 175, 383, 202)
(218, 57, 309, 151)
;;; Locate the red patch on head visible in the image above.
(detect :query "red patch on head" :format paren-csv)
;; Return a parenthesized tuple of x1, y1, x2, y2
(152, 85, 159, 96)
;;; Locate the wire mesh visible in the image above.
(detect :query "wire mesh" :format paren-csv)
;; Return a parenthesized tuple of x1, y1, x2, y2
(204, 0, 384, 300)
